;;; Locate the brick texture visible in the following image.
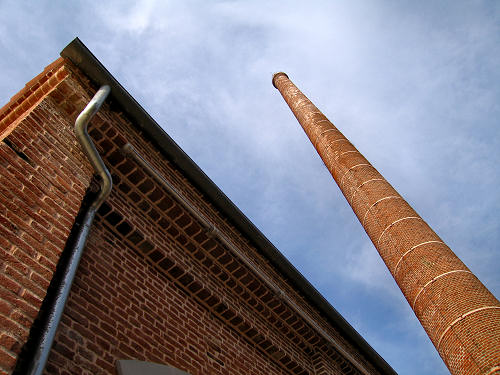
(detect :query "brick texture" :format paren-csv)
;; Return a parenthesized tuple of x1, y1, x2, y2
(0, 61, 95, 374)
(0, 58, 69, 142)
(272, 72, 500, 375)
(0, 59, 389, 374)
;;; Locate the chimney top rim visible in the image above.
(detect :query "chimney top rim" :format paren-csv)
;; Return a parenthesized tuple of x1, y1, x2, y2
(272, 72, 289, 89)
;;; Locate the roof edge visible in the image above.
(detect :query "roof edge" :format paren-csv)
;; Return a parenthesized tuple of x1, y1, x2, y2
(61, 37, 397, 375)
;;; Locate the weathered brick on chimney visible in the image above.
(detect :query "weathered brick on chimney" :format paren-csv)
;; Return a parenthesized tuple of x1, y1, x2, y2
(273, 72, 500, 375)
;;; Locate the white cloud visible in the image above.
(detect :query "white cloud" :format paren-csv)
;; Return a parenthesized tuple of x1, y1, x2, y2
(343, 241, 397, 293)
(1, 1, 498, 374)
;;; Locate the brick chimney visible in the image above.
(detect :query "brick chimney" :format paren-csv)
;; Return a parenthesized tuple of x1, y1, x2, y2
(272, 72, 500, 375)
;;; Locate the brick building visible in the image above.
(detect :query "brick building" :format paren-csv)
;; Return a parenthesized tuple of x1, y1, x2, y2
(0, 39, 396, 375)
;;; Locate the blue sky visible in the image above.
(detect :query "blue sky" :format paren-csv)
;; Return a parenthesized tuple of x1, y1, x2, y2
(1, 1, 499, 374)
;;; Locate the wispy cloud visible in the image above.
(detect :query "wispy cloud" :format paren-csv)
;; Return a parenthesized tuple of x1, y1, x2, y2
(1, 1, 498, 374)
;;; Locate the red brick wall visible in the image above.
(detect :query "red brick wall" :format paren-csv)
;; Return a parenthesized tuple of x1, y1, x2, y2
(45, 215, 294, 375)
(1, 61, 384, 375)
(273, 72, 500, 375)
(40, 64, 378, 374)
(0, 61, 96, 374)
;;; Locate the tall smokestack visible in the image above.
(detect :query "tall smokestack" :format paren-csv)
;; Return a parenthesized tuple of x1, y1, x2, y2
(272, 72, 500, 375)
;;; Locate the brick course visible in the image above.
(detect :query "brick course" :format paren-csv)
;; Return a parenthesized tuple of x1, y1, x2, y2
(273, 72, 500, 375)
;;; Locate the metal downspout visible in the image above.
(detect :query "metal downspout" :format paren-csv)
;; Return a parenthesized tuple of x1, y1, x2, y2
(23, 85, 111, 375)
